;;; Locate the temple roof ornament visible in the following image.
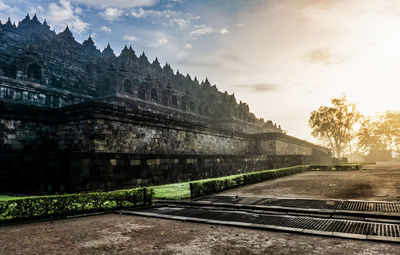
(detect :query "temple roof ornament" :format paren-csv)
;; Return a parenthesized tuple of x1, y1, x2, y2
(42, 19, 50, 29)
(59, 26, 75, 42)
(31, 14, 41, 25)
(83, 35, 95, 47)
(102, 43, 116, 58)
(139, 51, 149, 63)
(4, 17, 14, 29)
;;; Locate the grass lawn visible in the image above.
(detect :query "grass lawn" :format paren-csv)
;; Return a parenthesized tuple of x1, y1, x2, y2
(150, 174, 244, 200)
(0, 195, 23, 201)
(0, 174, 242, 202)
(1, 164, 359, 201)
(150, 182, 191, 200)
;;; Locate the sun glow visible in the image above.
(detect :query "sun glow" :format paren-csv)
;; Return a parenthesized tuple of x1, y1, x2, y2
(204, 0, 400, 142)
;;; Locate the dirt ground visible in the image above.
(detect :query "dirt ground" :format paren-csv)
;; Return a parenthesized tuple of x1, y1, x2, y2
(222, 162, 400, 201)
(2, 162, 400, 254)
(1, 213, 400, 255)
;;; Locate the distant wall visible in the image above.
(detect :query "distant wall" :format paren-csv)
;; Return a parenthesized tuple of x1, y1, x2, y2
(0, 101, 332, 194)
(254, 140, 312, 155)
(89, 118, 250, 155)
(365, 150, 392, 162)
(0, 101, 250, 155)
(0, 77, 89, 108)
(0, 152, 314, 193)
(250, 133, 328, 157)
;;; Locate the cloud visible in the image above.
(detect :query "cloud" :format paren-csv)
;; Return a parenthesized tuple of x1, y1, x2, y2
(184, 43, 192, 49)
(234, 83, 280, 92)
(130, 8, 197, 30)
(131, 8, 157, 18)
(130, 8, 177, 18)
(75, 7, 83, 14)
(219, 28, 229, 35)
(0, 1, 19, 23)
(151, 38, 168, 47)
(303, 48, 350, 65)
(0, 1, 16, 12)
(123, 35, 139, 41)
(176, 59, 221, 68)
(69, 0, 159, 8)
(100, 25, 112, 34)
(0, 1, 9, 11)
(170, 18, 188, 29)
(27, 4, 44, 16)
(100, 7, 123, 21)
(46, 0, 89, 34)
(190, 25, 214, 36)
(220, 53, 243, 63)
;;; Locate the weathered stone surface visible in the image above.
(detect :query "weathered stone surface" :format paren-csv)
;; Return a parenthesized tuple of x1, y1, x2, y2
(0, 16, 333, 194)
(0, 15, 282, 134)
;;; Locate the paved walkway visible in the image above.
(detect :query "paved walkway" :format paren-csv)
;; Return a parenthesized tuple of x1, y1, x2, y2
(122, 194, 400, 243)
(221, 162, 400, 201)
(118, 162, 400, 243)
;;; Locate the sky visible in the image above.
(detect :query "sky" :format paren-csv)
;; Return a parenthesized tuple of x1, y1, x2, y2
(1, 0, 400, 143)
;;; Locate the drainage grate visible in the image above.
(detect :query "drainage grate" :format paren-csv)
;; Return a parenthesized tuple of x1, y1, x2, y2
(123, 206, 400, 242)
(198, 196, 400, 213)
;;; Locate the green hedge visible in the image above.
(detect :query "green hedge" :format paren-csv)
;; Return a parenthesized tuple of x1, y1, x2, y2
(0, 188, 152, 223)
(190, 165, 309, 198)
(189, 164, 362, 198)
(190, 175, 244, 199)
(243, 165, 310, 185)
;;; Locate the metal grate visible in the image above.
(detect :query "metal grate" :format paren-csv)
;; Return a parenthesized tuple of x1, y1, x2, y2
(129, 206, 400, 240)
(198, 196, 400, 213)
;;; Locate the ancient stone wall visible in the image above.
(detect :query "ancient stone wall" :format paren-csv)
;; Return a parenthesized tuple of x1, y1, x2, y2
(255, 140, 313, 155)
(0, 16, 333, 194)
(0, 152, 313, 193)
(0, 77, 90, 108)
(0, 14, 283, 135)
(250, 133, 324, 156)
(0, 101, 331, 194)
(91, 119, 250, 155)
(0, 101, 251, 155)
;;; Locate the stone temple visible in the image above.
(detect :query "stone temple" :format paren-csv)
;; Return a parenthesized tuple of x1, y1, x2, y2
(0, 15, 332, 194)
